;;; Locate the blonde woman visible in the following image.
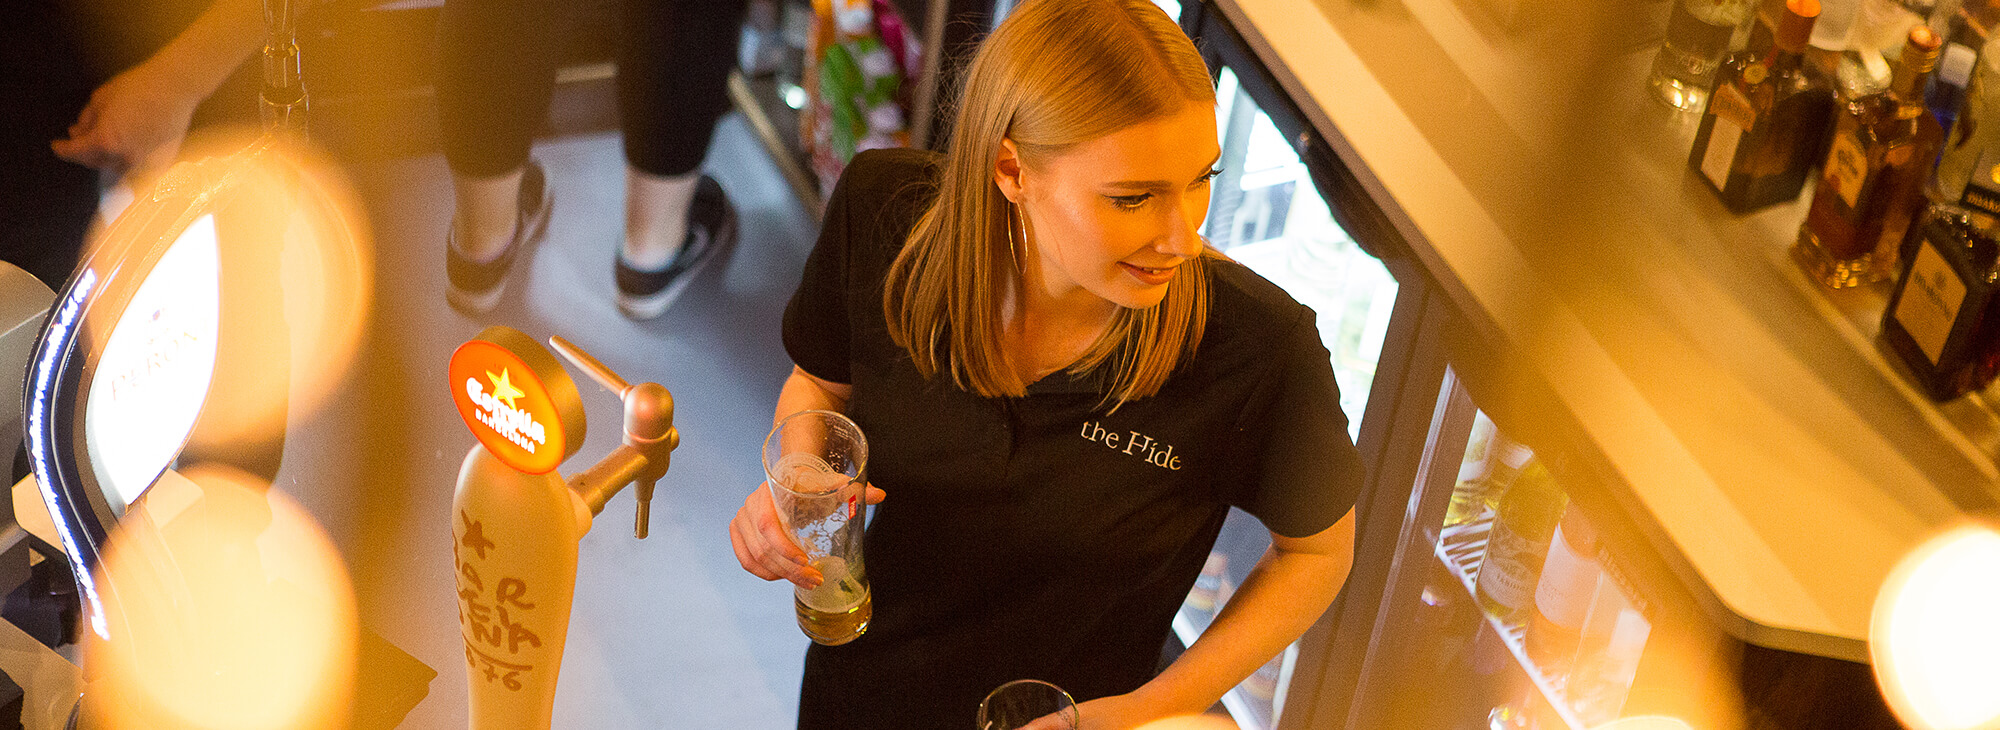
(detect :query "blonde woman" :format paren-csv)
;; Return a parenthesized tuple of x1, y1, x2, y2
(729, 1, 1361, 726)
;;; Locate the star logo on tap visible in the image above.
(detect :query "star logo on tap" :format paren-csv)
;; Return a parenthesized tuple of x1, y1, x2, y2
(486, 369, 526, 411)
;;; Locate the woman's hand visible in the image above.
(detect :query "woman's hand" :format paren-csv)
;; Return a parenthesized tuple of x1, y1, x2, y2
(1016, 692, 1164, 730)
(50, 61, 201, 178)
(729, 481, 885, 589)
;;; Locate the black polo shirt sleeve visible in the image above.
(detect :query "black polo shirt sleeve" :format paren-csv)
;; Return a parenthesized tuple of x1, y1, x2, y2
(1226, 309, 1365, 538)
(782, 149, 938, 386)
(782, 159, 867, 386)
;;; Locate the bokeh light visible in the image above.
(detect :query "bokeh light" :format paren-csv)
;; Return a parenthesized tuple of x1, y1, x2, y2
(84, 465, 357, 730)
(1871, 523, 2000, 730)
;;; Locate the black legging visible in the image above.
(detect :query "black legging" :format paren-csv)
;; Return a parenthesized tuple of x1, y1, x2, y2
(436, 0, 750, 178)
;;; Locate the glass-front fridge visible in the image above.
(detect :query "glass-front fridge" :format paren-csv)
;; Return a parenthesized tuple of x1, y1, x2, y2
(1174, 0, 1969, 728)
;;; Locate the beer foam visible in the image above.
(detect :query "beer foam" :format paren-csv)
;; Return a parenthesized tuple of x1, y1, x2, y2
(801, 557, 868, 613)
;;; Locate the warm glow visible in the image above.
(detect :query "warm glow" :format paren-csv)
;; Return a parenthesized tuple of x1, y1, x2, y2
(85, 465, 357, 730)
(1872, 523, 2000, 730)
(112, 130, 375, 460)
(1592, 717, 1696, 730)
(1136, 717, 1238, 730)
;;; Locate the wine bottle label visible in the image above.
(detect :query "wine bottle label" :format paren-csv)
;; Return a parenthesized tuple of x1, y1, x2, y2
(1702, 118, 1746, 190)
(1533, 524, 1600, 630)
(1479, 520, 1546, 613)
(1894, 239, 1967, 365)
(1826, 131, 1868, 209)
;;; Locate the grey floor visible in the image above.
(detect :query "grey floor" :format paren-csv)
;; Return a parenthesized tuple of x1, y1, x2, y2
(272, 116, 816, 728)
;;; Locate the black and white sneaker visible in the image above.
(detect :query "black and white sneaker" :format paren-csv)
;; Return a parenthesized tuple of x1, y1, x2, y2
(615, 175, 737, 320)
(445, 161, 554, 315)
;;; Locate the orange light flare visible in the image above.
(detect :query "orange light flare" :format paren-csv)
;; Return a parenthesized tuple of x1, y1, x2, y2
(84, 464, 358, 730)
(1872, 521, 2000, 730)
(83, 126, 375, 454)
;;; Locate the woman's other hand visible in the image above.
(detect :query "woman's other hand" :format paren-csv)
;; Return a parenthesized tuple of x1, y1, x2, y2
(729, 481, 885, 589)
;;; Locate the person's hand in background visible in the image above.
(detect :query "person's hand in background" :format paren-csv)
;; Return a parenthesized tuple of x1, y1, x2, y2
(51, 0, 265, 180)
(51, 61, 200, 178)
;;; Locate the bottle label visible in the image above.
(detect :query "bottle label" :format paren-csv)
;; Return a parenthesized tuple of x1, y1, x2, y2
(1702, 118, 1746, 190)
(1533, 524, 1601, 630)
(1894, 239, 1967, 365)
(1710, 81, 1757, 132)
(1826, 130, 1868, 209)
(1479, 520, 1546, 613)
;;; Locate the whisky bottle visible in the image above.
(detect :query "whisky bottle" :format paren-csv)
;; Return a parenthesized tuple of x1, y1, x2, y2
(1797, 25, 1947, 288)
(1690, 0, 1837, 213)
(1883, 165, 2000, 400)
(1475, 461, 1567, 625)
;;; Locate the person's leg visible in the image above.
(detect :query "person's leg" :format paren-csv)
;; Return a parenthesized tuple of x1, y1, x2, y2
(616, 0, 750, 269)
(436, 0, 566, 262)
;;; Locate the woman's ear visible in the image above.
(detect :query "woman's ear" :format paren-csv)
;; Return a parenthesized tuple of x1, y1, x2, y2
(993, 138, 1026, 204)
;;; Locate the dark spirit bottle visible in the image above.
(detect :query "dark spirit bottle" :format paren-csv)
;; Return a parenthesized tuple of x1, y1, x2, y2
(1797, 26, 1947, 288)
(1884, 152, 2000, 401)
(1689, 0, 1836, 213)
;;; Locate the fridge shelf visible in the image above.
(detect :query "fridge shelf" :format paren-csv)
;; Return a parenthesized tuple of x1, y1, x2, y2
(1433, 516, 1591, 730)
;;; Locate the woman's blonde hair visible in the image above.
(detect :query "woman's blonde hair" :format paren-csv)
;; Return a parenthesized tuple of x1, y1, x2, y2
(882, 0, 1217, 407)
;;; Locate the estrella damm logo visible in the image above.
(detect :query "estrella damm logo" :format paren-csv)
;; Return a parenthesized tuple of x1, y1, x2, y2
(449, 335, 570, 474)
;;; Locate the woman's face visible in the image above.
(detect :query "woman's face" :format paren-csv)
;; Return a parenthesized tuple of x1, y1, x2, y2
(1002, 104, 1221, 311)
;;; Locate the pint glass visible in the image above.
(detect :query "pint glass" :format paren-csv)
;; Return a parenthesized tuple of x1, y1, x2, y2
(978, 680, 1079, 730)
(763, 410, 871, 646)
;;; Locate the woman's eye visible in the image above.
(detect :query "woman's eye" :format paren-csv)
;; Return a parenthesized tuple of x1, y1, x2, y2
(1196, 168, 1222, 186)
(1108, 194, 1152, 210)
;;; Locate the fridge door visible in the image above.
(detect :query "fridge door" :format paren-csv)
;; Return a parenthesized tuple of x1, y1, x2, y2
(1170, 5, 1435, 729)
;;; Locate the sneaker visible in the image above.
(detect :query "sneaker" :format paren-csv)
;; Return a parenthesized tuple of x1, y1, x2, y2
(615, 175, 737, 320)
(445, 161, 553, 315)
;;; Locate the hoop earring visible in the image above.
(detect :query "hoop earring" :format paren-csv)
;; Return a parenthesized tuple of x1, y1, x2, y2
(1008, 202, 1028, 276)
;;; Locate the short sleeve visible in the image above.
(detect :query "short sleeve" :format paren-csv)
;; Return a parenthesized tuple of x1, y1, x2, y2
(781, 162, 865, 384)
(1226, 310, 1366, 538)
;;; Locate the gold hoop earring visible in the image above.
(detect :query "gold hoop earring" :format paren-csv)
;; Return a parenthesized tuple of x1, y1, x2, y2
(1008, 202, 1028, 276)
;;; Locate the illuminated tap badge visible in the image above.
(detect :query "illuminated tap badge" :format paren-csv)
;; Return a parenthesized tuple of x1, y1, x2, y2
(448, 327, 585, 474)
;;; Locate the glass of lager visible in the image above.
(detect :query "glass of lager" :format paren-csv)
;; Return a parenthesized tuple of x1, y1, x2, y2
(977, 680, 1079, 730)
(763, 409, 871, 646)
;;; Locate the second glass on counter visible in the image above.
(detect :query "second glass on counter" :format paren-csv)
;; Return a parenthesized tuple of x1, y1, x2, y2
(978, 680, 1079, 730)
(763, 409, 872, 646)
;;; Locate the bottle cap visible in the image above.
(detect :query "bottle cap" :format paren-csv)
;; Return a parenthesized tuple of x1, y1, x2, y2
(1905, 25, 1944, 75)
(1942, 43, 1978, 88)
(1779, 0, 1820, 52)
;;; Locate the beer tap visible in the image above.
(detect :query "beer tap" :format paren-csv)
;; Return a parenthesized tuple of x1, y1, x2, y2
(447, 326, 678, 730)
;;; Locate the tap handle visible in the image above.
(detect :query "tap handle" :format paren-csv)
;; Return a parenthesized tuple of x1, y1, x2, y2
(633, 481, 655, 539)
(549, 335, 631, 395)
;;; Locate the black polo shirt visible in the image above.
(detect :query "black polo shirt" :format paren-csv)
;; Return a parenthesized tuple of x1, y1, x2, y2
(783, 148, 1364, 729)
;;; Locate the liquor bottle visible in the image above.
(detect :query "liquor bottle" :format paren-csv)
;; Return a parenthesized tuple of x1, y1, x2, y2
(1936, 36, 2000, 201)
(1475, 461, 1568, 625)
(1882, 167, 2000, 400)
(1525, 508, 1604, 681)
(1690, 0, 1839, 213)
(1929, 42, 1976, 138)
(1797, 25, 1948, 288)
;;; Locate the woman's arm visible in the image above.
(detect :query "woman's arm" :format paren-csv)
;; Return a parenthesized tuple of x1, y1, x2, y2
(51, 0, 267, 176)
(730, 366, 879, 588)
(774, 366, 853, 424)
(1068, 508, 1357, 728)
